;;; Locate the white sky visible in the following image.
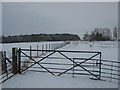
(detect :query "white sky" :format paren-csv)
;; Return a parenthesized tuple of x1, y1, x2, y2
(1, 1, 118, 38)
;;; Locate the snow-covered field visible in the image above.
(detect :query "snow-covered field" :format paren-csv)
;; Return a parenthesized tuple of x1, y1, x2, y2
(1, 41, 118, 60)
(2, 72, 118, 88)
(61, 41, 118, 60)
(1, 41, 119, 88)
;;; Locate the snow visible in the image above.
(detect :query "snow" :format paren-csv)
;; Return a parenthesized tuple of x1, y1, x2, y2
(60, 41, 118, 61)
(2, 71, 117, 88)
(1, 41, 119, 88)
(1, 41, 118, 61)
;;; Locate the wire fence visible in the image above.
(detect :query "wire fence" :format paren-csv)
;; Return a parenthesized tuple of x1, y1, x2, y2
(0, 51, 14, 84)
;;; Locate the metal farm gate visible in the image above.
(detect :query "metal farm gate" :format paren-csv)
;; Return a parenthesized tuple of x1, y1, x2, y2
(0, 51, 14, 84)
(0, 48, 120, 84)
(17, 48, 102, 80)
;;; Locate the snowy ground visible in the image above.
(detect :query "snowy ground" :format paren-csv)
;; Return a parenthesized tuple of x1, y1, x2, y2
(1, 41, 119, 88)
(2, 71, 117, 88)
(60, 41, 118, 60)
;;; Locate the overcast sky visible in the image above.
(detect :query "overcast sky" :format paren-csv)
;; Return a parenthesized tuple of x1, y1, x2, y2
(2, 2, 118, 38)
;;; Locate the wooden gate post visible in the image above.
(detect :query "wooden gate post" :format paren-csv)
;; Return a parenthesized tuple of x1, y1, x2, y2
(18, 48, 21, 74)
(12, 48, 18, 74)
(0, 51, 2, 74)
(4, 51, 8, 78)
(0, 51, 5, 74)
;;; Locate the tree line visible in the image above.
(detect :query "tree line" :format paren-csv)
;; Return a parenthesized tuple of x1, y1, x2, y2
(82, 27, 120, 41)
(0, 33, 81, 43)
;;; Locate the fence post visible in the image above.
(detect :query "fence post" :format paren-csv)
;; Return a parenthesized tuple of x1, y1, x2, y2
(18, 48, 21, 74)
(54, 43, 55, 50)
(49, 44, 50, 50)
(30, 46, 32, 58)
(4, 51, 8, 78)
(0, 51, 5, 74)
(42, 45, 44, 54)
(46, 44, 47, 53)
(12, 48, 17, 74)
(0, 51, 6, 75)
(51, 43, 53, 50)
(0, 51, 2, 74)
(37, 45, 38, 57)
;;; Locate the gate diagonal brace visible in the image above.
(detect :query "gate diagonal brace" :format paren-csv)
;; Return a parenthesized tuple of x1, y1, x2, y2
(58, 51, 77, 65)
(58, 65, 77, 76)
(79, 53, 100, 65)
(78, 64, 100, 80)
(5, 57, 12, 64)
(57, 51, 101, 79)
(21, 51, 55, 75)
(38, 51, 56, 62)
(77, 53, 101, 80)
(36, 62, 54, 75)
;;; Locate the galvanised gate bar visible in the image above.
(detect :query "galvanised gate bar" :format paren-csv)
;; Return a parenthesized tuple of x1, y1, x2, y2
(17, 48, 102, 80)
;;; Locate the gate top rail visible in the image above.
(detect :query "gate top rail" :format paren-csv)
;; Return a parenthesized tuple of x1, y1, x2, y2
(20, 48, 120, 63)
(20, 49, 101, 54)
